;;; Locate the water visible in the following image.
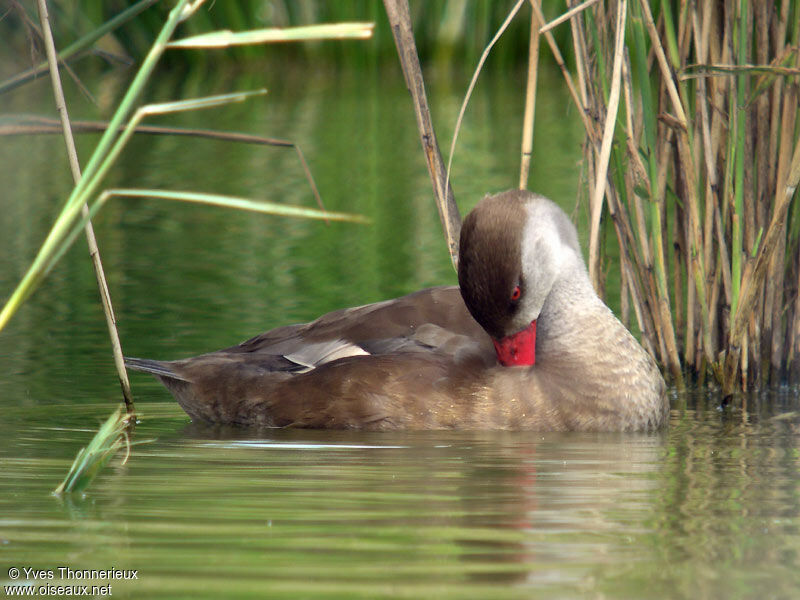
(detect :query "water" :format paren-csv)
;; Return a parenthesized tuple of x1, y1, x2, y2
(2, 59, 799, 599)
(2, 399, 799, 599)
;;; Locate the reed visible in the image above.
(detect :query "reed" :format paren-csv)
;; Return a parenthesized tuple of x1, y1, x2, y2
(53, 407, 136, 495)
(35, 0, 135, 413)
(564, 0, 800, 392)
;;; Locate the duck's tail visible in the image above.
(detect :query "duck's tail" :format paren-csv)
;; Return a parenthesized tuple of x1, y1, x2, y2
(125, 356, 207, 421)
(124, 357, 190, 382)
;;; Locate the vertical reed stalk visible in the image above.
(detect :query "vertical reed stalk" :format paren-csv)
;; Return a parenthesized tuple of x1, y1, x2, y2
(519, 2, 540, 190)
(383, 0, 461, 267)
(35, 0, 134, 413)
(533, 1, 598, 141)
(587, 0, 626, 288)
(730, 0, 748, 319)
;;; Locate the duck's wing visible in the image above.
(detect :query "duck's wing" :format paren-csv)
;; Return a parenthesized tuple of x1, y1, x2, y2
(232, 287, 486, 349)
(216, 286, 492, 368)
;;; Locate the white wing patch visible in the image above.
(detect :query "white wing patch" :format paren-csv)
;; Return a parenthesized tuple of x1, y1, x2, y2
(283, 339, 369, 373)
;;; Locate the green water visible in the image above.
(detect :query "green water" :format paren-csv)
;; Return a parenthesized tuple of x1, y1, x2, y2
(2, 59, 799, 599)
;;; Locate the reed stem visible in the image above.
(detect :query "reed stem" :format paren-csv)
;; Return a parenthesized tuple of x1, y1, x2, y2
(519, 1, 540, 190)
(383, 0, 461, 268)
(35, 0, 135, 413)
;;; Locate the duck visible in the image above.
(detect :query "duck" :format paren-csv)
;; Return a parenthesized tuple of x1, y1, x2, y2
(126, 189, 668, 431)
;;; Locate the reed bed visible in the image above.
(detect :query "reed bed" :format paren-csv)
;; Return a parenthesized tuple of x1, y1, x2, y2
(565, 0, 800, 393)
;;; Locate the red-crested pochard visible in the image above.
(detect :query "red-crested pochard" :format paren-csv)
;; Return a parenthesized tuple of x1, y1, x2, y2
(126, 190, 668, 430)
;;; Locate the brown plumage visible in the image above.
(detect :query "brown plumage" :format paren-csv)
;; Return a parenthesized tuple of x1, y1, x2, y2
(127, 190, 668, 431)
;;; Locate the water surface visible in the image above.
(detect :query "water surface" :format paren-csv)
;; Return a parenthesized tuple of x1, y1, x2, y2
(2, 397, 799, 599)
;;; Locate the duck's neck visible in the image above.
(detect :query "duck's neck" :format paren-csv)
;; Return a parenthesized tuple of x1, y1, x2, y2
(535, 261, 608, 355)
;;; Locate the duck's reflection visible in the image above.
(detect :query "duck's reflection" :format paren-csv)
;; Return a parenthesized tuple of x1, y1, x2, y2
(178, 423, 667, 588)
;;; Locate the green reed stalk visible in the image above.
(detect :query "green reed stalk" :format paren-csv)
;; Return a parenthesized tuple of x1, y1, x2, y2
(54, 407, 140, 495)
(659, 0, 679, 70)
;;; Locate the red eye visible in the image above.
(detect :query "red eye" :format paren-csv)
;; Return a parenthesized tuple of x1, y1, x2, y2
(510, 285, 521, 301)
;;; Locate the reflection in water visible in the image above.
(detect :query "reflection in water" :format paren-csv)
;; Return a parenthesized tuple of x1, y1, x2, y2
(640, 397, 800, 599)
(145, 427, 668, 594)
(452, 433, 664, 587)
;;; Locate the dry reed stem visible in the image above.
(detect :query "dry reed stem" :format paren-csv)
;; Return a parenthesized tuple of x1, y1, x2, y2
(539, 0, 600, 34)
(652, 121, 682, 379)
(770, 84, 798, 376)
(621, 59, 654, 269)
(691, 6, 718, 283)
(681, 64, 800, 78)
(637, 0, 686, 124)
(768, 7, 798, 380)
(5, 117, 327, 215)
(35, 0, 134, 413)
(568, 0, 590, 111)
(615, 61, 661, 355)
(519, 1, 540, 190)
(383, 0, 461, 267)
(753, 2, 771, 382)
(587, 0, 626, 288)
(10, 0, 100, 104)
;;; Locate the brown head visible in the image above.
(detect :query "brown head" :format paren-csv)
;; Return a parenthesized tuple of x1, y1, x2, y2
(457, 190, 585, 367)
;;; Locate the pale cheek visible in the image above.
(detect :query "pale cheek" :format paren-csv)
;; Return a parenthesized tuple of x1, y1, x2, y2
(510, 294, 542, 333)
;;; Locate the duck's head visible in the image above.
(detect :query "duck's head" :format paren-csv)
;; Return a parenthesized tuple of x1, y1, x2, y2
(457, 190, 583, 367)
